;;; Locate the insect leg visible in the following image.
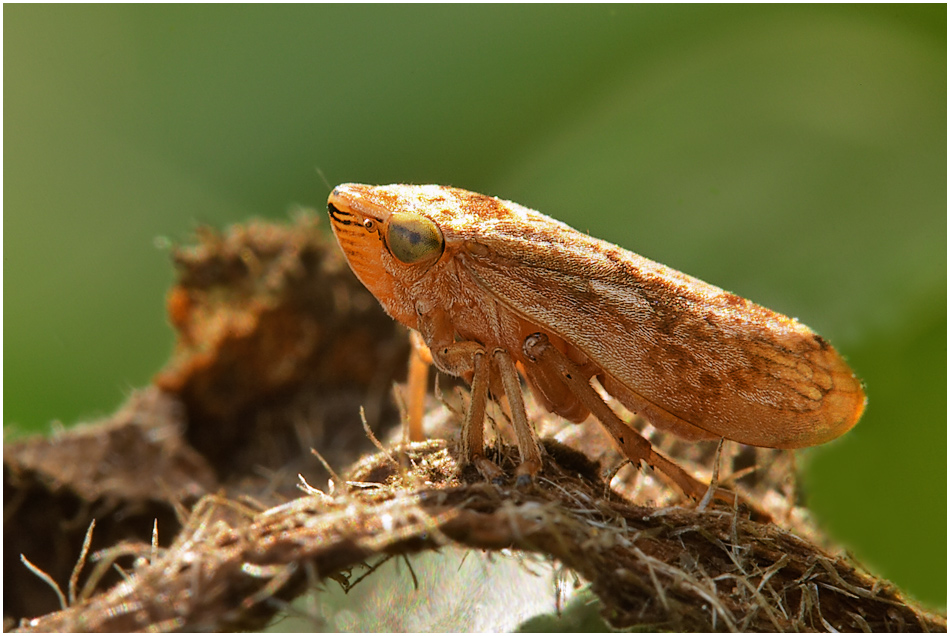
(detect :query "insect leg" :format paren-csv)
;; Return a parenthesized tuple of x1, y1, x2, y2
(493, 349, 543, 484)
(523, 333, 735, 505)
(461, 350, 506, 481)
(429, 340, 505, 481)
(406, 331, 432, 442)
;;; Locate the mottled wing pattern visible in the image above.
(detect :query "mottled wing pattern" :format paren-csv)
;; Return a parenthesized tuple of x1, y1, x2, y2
(456, 204, 863, 448)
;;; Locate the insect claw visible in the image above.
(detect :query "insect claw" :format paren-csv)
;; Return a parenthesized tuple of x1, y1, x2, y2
(514, 473, 534, 489)
(471, 455, 506, 483)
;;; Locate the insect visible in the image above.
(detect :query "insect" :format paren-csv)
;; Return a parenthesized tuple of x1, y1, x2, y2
(327, 184, 866, 498)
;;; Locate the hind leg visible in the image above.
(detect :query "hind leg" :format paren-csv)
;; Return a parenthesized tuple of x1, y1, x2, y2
(522, 332, 736, 505)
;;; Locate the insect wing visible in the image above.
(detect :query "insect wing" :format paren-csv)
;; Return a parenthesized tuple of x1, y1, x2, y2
(458, 212, 865, 449)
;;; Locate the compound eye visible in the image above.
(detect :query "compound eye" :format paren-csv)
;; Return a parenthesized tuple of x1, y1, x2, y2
(386, 212, 444, 264)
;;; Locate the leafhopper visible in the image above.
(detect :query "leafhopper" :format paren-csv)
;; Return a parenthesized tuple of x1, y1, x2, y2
(327, 184, 866, 498)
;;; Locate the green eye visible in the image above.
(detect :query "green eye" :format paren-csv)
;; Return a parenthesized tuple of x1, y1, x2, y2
(386, 212, 444, 264)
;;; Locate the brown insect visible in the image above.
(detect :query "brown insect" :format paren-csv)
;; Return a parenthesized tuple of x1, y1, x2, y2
(327, 184, 866, 498)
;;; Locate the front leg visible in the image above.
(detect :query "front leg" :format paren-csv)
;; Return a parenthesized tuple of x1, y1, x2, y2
(427, 339, 542, 483)
(417, 307, 543, 482)
(426, 338, 498, 480)
(406, 331, 432, 442)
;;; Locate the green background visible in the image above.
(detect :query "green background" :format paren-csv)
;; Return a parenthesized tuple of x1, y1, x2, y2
(5, 4, 945, 615)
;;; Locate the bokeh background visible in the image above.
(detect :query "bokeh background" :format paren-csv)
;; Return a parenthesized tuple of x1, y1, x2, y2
(5, 4, 945, 617)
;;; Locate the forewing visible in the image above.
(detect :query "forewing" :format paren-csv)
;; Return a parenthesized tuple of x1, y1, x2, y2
(458, 223, 864, 449)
